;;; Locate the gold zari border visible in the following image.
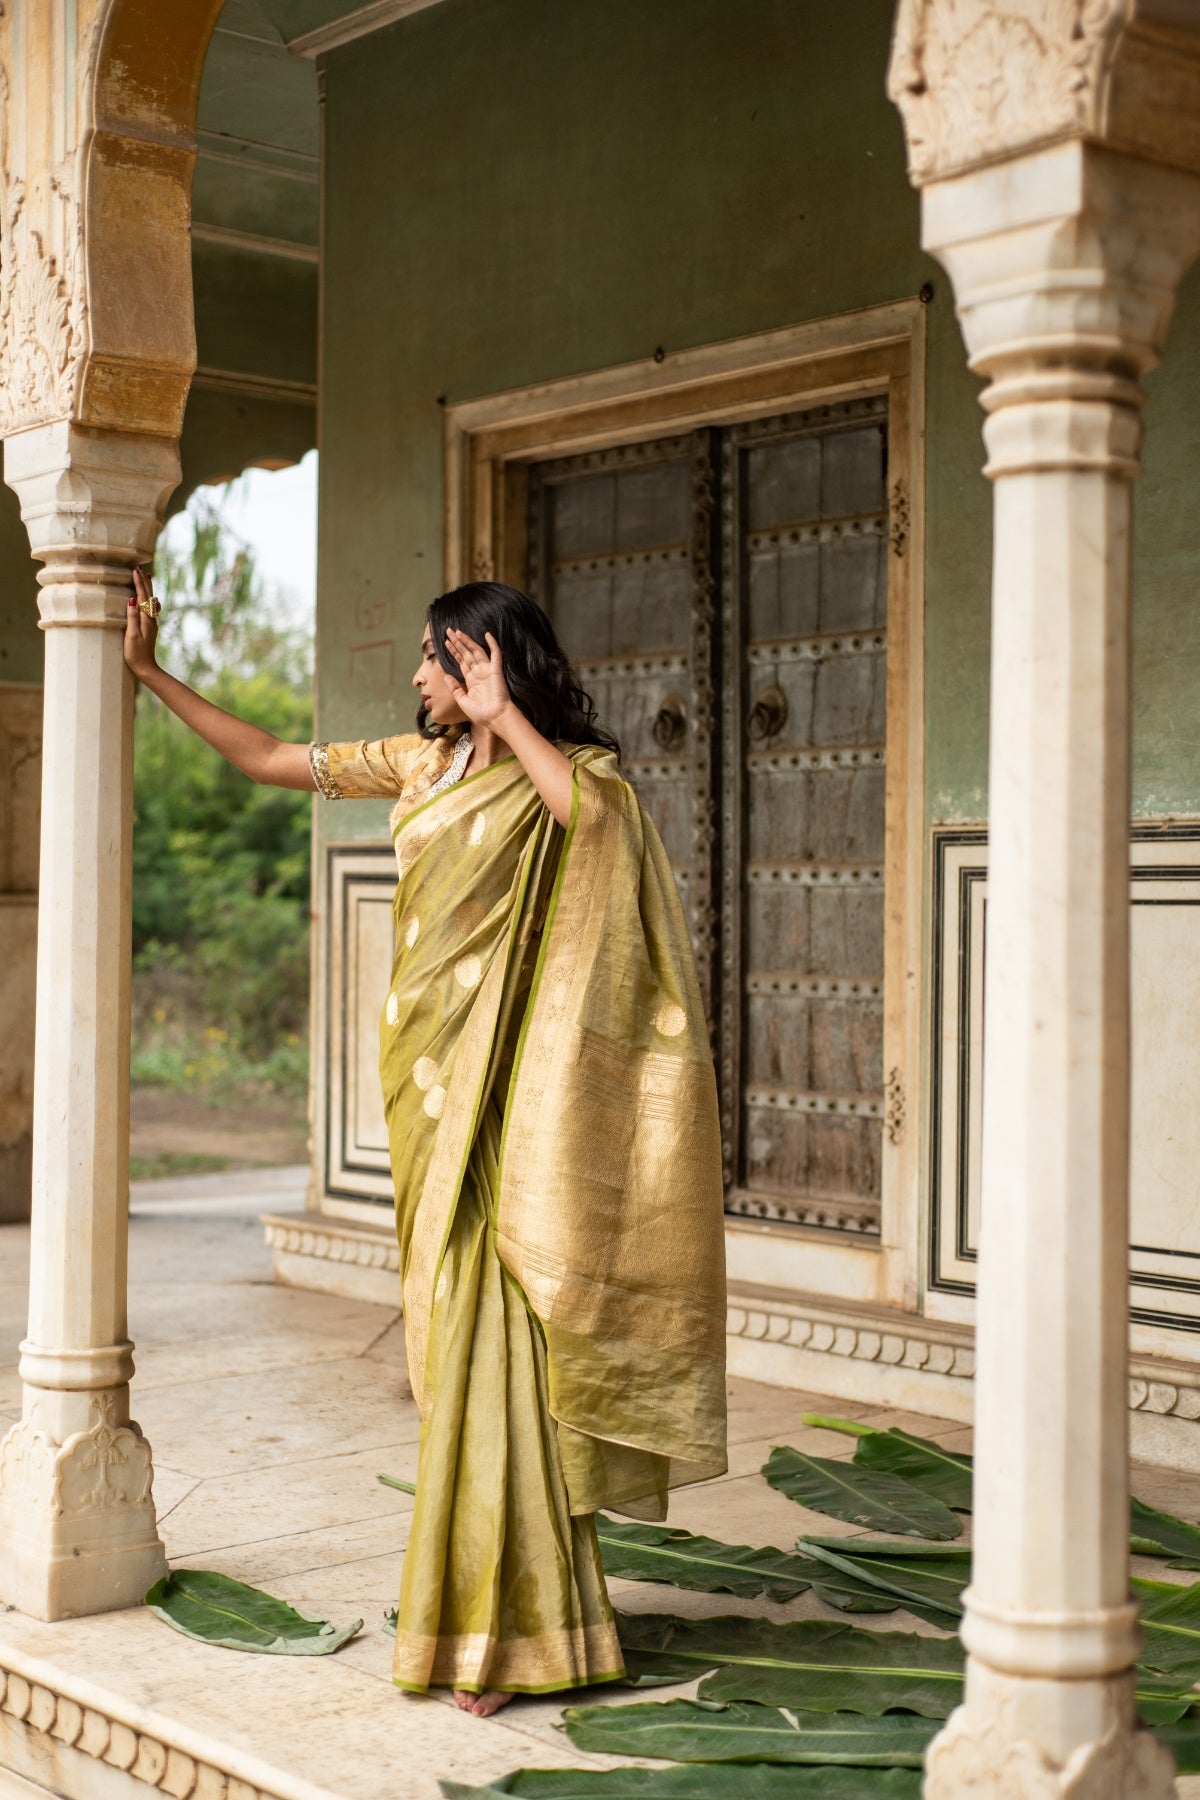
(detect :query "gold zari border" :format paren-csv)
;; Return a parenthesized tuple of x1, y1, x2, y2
(392, 1618, 624, 1694)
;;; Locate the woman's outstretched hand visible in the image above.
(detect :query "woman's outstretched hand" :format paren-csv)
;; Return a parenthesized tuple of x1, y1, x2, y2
(444, 628, 512, 728)
(124, 565, 161, 680)
(445, 624, 573, 825)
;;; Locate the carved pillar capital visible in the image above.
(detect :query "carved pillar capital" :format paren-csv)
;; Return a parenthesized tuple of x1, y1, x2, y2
(920, 141, 1200, 478)
(3, 421, 180, 629)
(888, 0, 1200, 190)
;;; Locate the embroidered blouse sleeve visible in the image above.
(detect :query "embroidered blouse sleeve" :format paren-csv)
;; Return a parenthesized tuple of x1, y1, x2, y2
(308, 734, 423, 800)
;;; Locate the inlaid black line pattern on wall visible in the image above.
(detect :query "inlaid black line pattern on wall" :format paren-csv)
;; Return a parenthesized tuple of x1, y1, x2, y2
(324, 842, 396, 1204)
(930, 824, 1200, 1331)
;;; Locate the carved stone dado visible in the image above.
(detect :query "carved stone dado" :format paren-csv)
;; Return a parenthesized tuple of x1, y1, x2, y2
(0, 1649, 301, 1800)
(264, 1215, 400, 1275)
(728, 1292, 976, 1380)
(888, 0, 1200, 187)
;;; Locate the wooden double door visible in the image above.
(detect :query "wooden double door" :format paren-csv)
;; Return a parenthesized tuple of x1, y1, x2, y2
(526, 396, 890, 1237)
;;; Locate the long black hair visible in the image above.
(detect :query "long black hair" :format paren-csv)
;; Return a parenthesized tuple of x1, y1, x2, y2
(418, 581, 620, 758)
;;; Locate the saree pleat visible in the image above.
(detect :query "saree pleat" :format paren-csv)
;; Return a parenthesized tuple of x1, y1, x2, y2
(359, 741, 726, 1696)
(392, 1097, 623, 1694)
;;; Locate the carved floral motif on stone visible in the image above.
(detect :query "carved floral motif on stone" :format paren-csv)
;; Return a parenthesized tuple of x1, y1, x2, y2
(0, 1417, 60, 1513)
(926, 1704, 1178, 1796)
(888, 0, 1128, 185)
(0, 65, 85, 437)
(0, 1392, 154, 1518)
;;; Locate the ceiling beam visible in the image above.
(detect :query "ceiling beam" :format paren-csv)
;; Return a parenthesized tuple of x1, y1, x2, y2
(197, 128, 318, 168)
(286, 0, 447, 59)
(198, 143, 319, 185)
(191, 222, 319, 264)
(192, 366, 317, 404)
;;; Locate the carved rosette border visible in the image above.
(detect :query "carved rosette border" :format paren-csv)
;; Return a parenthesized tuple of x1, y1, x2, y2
(263, 1218, 400, 1274)
(0, 1661, 302, 1800)
(728, 1296, 977, 1381)
(728, 1287, 1200, 1423)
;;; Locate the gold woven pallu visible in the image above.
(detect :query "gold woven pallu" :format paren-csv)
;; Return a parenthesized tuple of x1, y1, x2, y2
(380, 745, 727, 1694)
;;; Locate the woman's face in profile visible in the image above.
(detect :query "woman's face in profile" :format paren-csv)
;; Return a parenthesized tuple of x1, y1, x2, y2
(413, 626, 468, 727)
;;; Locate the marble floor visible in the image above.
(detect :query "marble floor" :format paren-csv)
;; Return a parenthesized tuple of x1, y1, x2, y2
(2, 1173, 1200, 1798)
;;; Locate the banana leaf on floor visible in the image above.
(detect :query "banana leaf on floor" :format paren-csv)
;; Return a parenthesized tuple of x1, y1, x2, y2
(145, 1570, 362, 1655)
(1131, 1498, 1200, 1569)
(439, 1767, 923, 1797)
(1148, 1712, 1200, 1774)
(695, 1618, 963, 1717)
(802, 1416, 973, 1513)
(799, 1420, 1200, 1572)
(762, 1447, 961, 1540)
(596, 1517, 816, 1601)
(1134, 1577, 1200, 1684)
(562, 1698, 938, 1766)
(796, 1537, 970, 1627)
(615, 1611, 956, 1702)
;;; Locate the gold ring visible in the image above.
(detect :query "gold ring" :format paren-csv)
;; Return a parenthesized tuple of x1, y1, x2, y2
(137, 597, 159, 618)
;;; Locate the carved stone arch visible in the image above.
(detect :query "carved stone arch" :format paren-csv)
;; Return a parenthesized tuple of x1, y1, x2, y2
(0, 0, 226, 441)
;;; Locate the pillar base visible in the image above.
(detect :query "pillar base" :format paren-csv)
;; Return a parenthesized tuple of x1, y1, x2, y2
(0, 1400, 167, 1621)
(925, 1666, 1177, 1798)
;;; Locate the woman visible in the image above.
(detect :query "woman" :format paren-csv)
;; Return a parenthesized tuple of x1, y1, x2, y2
(124, 569, 727, 1717)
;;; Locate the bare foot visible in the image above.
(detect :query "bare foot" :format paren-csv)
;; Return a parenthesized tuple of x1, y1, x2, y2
(453, 1689, 476, 1711)
(469, 1690, 514, 1718)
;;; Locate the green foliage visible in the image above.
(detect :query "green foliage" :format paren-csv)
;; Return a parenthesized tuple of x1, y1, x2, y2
(561, 1699, 938, 1767)
(761, 1446, 961, 1541)
(802, 1415, 974, 1513)
(440, 1772, 923, 1798)
(128, 1152, 234, 1181)
(439, 1770, 923, 1797)
(145, 1569, 361, 1655)
(133, 499, 313, 1069)
(596, 1516, 818, 1605)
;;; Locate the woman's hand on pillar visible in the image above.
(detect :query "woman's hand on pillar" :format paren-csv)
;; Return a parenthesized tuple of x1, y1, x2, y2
(119, 564, 314, 789)
(123, 565, 161, 679)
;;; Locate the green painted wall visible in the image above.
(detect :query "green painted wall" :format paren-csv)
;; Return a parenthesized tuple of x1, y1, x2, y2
(317, 0, 977, 838)
(318, 0, 1200, 836)
(1133, 259, 1200, 819)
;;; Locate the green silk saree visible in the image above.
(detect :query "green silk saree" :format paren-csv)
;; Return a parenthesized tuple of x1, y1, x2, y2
(312, 730, 727, 1695)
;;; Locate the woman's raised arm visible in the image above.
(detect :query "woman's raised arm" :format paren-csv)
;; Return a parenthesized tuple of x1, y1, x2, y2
(123, 565, 316, 791)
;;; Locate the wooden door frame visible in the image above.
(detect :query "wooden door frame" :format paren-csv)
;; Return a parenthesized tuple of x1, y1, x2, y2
(444, 301, 926, 1312)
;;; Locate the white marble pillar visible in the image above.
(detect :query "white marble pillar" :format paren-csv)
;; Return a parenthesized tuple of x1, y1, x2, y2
(0, 422, 179, 1619)
(918, 145, 1200, 1797)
